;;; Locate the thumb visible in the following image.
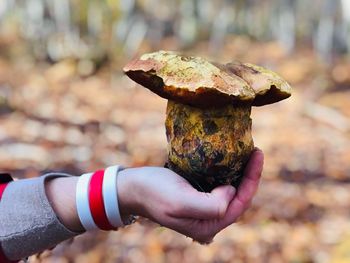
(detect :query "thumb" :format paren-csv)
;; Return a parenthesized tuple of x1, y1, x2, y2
(210, 185, 237, 217)
(177, 185, 236, 220)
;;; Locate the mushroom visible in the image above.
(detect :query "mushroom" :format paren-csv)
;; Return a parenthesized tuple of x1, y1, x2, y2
(123, 51, 291, 192)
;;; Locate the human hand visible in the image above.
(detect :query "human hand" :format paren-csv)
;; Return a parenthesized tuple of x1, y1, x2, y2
(117, 148, 264, 243)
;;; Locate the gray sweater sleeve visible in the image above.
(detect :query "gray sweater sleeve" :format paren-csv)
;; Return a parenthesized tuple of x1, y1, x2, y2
(0, 173, 83, 261)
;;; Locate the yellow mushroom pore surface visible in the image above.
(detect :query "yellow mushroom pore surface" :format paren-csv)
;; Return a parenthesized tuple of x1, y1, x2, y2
(165, 100, 254, 191)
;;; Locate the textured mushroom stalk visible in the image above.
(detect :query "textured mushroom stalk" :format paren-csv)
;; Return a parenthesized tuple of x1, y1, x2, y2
(165, 100, 254, 192)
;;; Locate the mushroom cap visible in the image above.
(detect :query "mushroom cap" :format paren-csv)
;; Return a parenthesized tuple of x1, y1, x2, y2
(215, 62, 292, 106)
(123, 50, 291, 108)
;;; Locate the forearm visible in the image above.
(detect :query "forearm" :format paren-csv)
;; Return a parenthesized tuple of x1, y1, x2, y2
(0, 173, 82, 261)
(45, 176, 84, 232)
(0, 171, 127, 261)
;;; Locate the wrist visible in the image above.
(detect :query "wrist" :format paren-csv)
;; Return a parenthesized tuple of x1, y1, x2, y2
(46, 177, 84, 232)
(47, 168, 141, 233)
(117, 168, 142, 218)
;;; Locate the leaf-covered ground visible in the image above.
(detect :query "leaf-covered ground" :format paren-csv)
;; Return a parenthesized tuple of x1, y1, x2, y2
(1, 38, 350, 263)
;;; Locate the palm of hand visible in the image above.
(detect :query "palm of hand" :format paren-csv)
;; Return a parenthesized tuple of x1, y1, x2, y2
(119, 149, 263, 244)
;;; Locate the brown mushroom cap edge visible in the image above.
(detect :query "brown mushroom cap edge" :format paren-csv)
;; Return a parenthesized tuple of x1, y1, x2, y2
(123, 51, 292, 108)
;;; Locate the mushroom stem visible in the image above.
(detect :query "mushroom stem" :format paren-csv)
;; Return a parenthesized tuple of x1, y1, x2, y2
(165, 100, 254, 192)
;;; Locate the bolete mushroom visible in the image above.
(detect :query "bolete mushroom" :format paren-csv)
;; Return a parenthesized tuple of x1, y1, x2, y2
(123, 51, 291, 192)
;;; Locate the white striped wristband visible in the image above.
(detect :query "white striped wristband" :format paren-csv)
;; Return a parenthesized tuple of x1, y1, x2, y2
(102, 165, 125, 228)
(76, 172, 99, 231)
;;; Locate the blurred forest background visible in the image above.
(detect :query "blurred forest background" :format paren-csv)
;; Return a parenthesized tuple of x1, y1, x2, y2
(0, 0, 350, 262)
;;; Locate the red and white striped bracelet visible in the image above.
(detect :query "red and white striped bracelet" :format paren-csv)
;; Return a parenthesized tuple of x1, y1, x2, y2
(76, 166, 135, 231)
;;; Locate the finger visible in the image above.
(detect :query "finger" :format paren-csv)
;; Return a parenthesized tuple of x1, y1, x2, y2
(163, 216, 220, 244)
(218, 149, 264, 228)
(237, 148, 264, 206)
(171, 212, 247, 244)
(172, 185, 236, 220)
